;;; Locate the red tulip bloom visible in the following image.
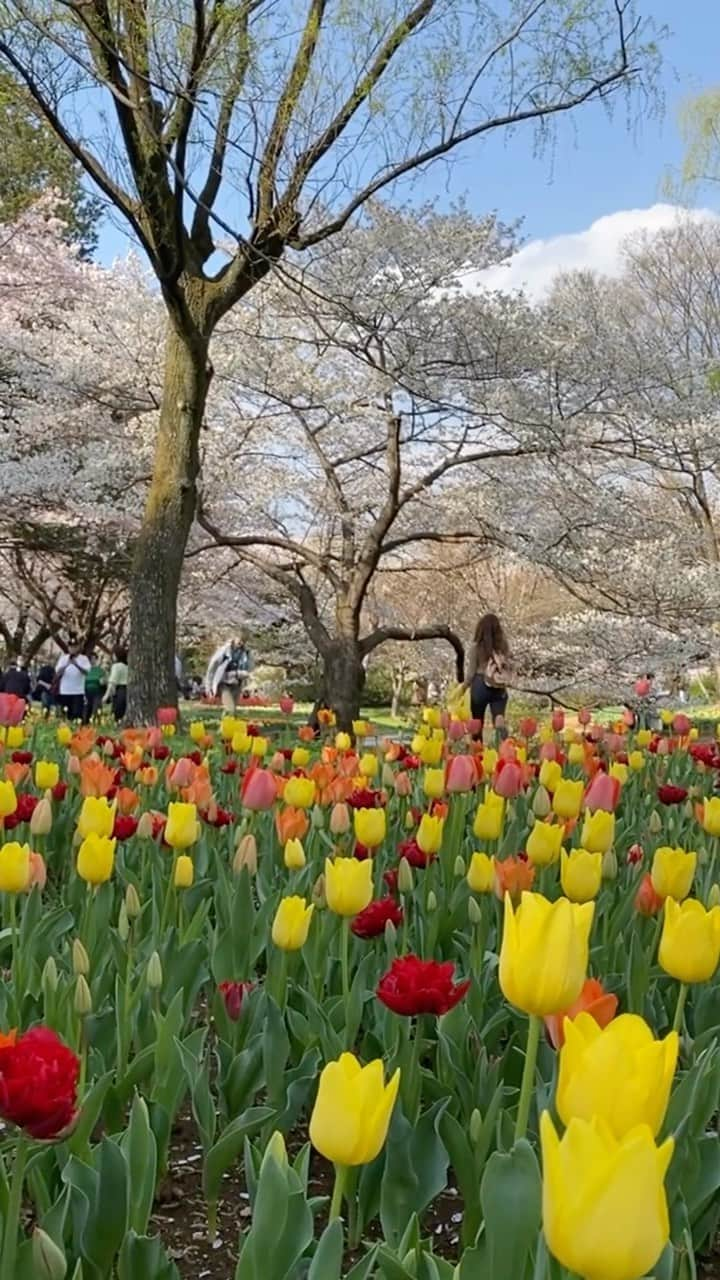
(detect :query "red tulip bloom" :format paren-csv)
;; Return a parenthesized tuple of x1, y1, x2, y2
(634, 872, 664, 917)
(218, 980, 253, 1022)
(398, 837, 436, 868)
(221, 760, 238, 774)
(240, 766, 276, 811)
(351, 897, 403, 939)
(353, 841, 372, 861)
(156, 706, 178, 726)
(383, 869, 399, 897)
(347, 787, 384, 810)
(113, 815, 139, 840)
(201, 806, 234, 827)
(544, 978, 619, 1050)
(0, 1027, 79, 1139)
(657, 784, 688, 806)
(584, 772, 621, 813)
(152, 745, 170, 761)
(0, 694, 26, 726)
(10, 751, 33, 765)
(493, 759, 524, 799)
(3, 792, 38, 829)
(627, 843, 644, 866)
(52, 781, 68, 802)
(377, 956, 470, 1017)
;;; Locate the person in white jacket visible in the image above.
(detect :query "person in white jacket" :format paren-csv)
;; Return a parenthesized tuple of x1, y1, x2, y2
(205, 637, 252, 711)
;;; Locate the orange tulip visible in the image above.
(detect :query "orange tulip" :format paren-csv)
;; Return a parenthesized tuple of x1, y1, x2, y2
(635, 872, 664, 917)
(79, 756, 117, 798)
(275, 806, 310, 843)
(298, 725, 315, 743)
(493, 855, 535, 903)
(4, 762, 28, 787)
(70, 727, 96, 758)
(115, 787, 139, 815)
(137, 766, 158, 786)
(26, 850, 47, 893)
(121, 728, 148, 752)
(182, 770, 213, 807)
(544, 977, 619, 1049)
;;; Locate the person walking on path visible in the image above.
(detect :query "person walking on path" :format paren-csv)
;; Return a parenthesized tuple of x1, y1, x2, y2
(104, 648, 129, 722)
(55, 640, 91, 721)
(35, 661, 56, 716)
(463, 612, 513, 740)
(1, 659, 31, 700)
(206, 636, 252, 712)
(84, 653, 107, 722)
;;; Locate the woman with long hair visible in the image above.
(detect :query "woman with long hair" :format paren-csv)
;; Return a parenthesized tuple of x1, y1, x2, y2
(464, 612, 512, 737)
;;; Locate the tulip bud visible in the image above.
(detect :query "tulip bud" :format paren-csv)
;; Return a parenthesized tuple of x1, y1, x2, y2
(453, 854, 466, 878)
(384, 919, 397, 957)
(329, 803, 350, 835)
(468, 895, 483, 925)
(147, 950, 163, 990)
(72, 938, 89, 977)
(67, 754, 81, 776)
(32, 1228, 67, 1280)
(311, 804, 324, 829)
(404, 809, 415, 830)
(74, 974, 92, 1017)
(684, 800, 694, 823)
(469, 1108, 483, 1145)
(233, 832, 257, 876)
(601, 848, 618, 881)
(394, 770, 412, 798)
(125, 883, 141, 919)
(263, 1130, 289, 1171)
(426, 890, 438, 913)
(398, 857, 414, 895)
(117, 902, 130, 942)
(648, 810, 662, 835)
(312, 873, 326, 908)
(698, 845, 709, 867)
(136, 811, 155, 840)
(30, 797, 53, 837)
(532, 785, 551, 818)
(709, 883, 720, 909)
(42, 955, 58, 994)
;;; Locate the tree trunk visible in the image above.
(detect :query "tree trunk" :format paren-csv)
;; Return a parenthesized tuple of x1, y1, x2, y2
(127, 321, 211, 722)
(321, 637, 366, 731)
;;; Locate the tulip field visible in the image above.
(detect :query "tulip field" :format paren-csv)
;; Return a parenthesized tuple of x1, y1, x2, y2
(2, 693, 720, 1279)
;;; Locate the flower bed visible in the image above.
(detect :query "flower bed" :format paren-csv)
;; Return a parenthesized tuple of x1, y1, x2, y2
(0, 694, 719, 1278)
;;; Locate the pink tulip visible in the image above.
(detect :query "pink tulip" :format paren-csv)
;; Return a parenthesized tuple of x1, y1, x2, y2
(539, 742, 559, 762)
(446, 754, 476, 793)
(241, 766, 277, 811)
(578, 708, 591, 726)
(394, 770, 412, 797)
(147, 727, 163, 750)
(448, 720, 466, 741)
(551, 709, 565, 732)
(157, 706, 178, 726)
(656, 737, 672, 756)
(493, 761, 524, 798)
(67, 754, 81, 776)
(269, 751, 287, 773)
(465, 719, 481, 737)
(584, 772, 620, 813)
(673, 713, 691, 737)
(0, 694, 26, 726)
(519, 717, 537, 739)
(26, 852, 47, 892)
(604, 733, 624, 756)
(634, 677, 651, 698)
(168, 757, 194, 788)
(279, 696, 295, 715)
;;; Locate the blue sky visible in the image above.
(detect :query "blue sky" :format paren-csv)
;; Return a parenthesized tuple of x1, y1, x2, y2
(96, 1, 719, 270)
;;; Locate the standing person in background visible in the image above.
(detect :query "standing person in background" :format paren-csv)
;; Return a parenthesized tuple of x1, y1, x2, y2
(55, 639, 91, 721)
(35, 660, 56, 715)
(206, 635, 252, 712)
(2, 658, 31, 700)
(104, 647, 129, 721)
(84, 653, 107, 722)
(463, 612, 513, 740)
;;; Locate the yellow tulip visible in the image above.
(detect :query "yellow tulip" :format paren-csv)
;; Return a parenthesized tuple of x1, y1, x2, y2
(702, 796, 720, 838)
(567, 742, 585, 767)
(628, 750, 645, 772)
(164, 802, 199, 850)
(552, 780, 584, 821)
(538, 760, 562, 792)
(310, 1052, 400, 1166)
(284, 777, 316, 809)
(560, 849, 602, 903)
(689, 726, 699, 741)
(271, 895, 314, 949)
(418, 737, 443, 766)
(162, 723, 176, 738)
(526, 820, 563, 868)
(467, 852, 495, 894)
(359, 753, 378, 778)
(353, 720, 370, 739)
(189, 721, 205, 743)
(636, 728, 652, 748)
(325, 856, 373, 917)
(473, 792, 505, 842)
(291, 747, 310, 768)
(609, 762, 628, 785)
(423, 768, 445, 799)
(232, 731, 251, 754)
(0, 842, 30, 893)
(660, 708, 673, 726)
(220, 715, 237, 740)
(580, 810, 615, 854)
(651, 846, 696, 901)
(353, 807, 386, 849)
(660, 897, 720, 983)
(557, 1012, 677, 1138)
(77, 796, 115, 839)
(541, 1111, 673, 1280)
(416, 813, 444, 855)
(57, 724, 73, 746)
(34, 761, 59, 791)
(251, 736, 268, 757)
(500, 892, 593, 1016)
(174, 855, 194, 888)
(422, 707, 442, 729)
(538, 726, 554, 745)
(0, 780, 17, 819)
(482, 747, 498, 778)
(335, 732, 351, 752)
(77, 833, 116, 886)
(284, 838, 306, 870)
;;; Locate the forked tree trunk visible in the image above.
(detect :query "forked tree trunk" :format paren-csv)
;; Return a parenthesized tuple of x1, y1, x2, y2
(127, 321, 211, 722)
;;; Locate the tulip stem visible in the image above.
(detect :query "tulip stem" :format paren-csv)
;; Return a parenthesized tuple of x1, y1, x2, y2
(672, 983, 688, 1035)
(0, 1134, 28, 1280)
(515, 1013, 541, 1143)
(160, 854, 179, 935)
(329, 1162, 348, 1222)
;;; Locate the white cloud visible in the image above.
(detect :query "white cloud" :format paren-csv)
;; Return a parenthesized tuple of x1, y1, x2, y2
(472, 203, 720, 298)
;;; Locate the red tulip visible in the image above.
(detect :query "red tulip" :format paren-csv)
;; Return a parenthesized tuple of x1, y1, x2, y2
(584, 772, 620, 813)
(351, 897, 403, 938)
(376, 955, 470, 1016)
(279, 696, 295, 715)
(240, 766, 276, 811)
(627, 843, 644, 865)
(347, 788, 384, 810)
(446, 754, 477, 793)
(672, 713, 691, 737)
(544, 978, 619, 1050)
(113, 815, 139, 840)
(156, 707, 178, 726)
(218, 980, 253, 1022)
(0, 694, 26, 727)
(519, 717, 537, 739)
(397, 836, 435, 868)
(657, 785, 688, 806)
(634, 677, 651, 698)
(634, 872, 664, 917)
(0, 1027, 79, 1139)
(551, 709, 565, 732)
(578, 708, 591, 726)
(493, 760, 524, 799)
(2, 792, 38, 829)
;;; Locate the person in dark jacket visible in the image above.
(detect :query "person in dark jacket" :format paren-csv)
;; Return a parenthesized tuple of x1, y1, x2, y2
(2, 660, 31, 699)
